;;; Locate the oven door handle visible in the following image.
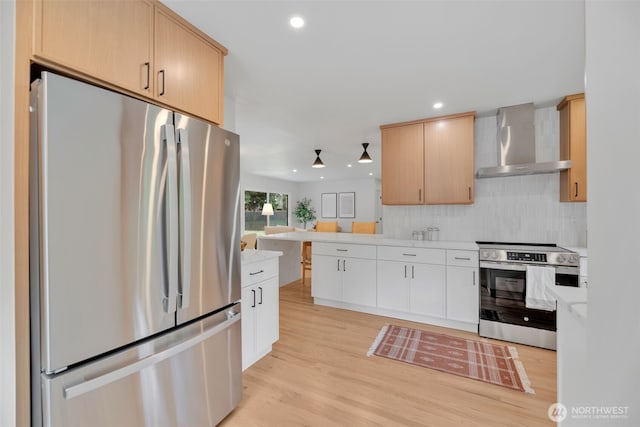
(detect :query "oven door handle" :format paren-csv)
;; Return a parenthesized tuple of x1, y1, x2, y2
(480, 261, 526, 271)
(480, 261, 579, 276)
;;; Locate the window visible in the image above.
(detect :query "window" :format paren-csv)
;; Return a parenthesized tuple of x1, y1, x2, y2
(244, 190, 288, 233)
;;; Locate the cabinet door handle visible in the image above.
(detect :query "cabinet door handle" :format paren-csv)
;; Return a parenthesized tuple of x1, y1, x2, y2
(404, 265, 407, 278)
(337, 259, 340, 271)
(336, 249, 348, 252)
(468, 187, 472, 200)
(574, 182, 579, 198)
(455, 257, 471, 261)
(249, 269, 264, 276)
(402, 253, 417, 257)
(473, 271, 476, 286)
(258, 287, 263, 305)
(418, 188, 422, 201)
(143, 62, 150, 90)
(158, 69, 166, 96)
(251, 289, 256, 308)
(342, 260, 346, 272)
(411, 265, 415, 279)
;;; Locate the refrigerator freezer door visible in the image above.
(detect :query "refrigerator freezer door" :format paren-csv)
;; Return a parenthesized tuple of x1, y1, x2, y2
(32, 72, 176, 373)
(174, 114, 241, 324)
(40, 307, 242, 427)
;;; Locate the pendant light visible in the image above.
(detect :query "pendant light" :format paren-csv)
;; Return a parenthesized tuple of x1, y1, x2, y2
(358, 142, 373, 163)
(312, 149, 325, 168)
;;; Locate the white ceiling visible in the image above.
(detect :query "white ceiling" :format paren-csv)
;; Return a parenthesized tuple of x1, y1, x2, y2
(165, 0, 585, 183)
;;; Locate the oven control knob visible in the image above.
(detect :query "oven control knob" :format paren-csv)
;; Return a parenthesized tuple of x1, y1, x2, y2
(491, 251, 498, 259)
(480, 250, 490, 259)
(557, 254, 567, 264)
(569, 254, 578, 264)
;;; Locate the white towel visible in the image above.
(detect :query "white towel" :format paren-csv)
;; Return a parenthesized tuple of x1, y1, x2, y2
(525, 265, 556, 311)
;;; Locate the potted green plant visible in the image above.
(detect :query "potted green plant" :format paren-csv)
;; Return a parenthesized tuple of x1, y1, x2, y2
(293, 197, 316, 229)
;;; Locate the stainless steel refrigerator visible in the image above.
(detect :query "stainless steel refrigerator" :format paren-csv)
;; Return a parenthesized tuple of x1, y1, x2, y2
(29, 72, 242, 427)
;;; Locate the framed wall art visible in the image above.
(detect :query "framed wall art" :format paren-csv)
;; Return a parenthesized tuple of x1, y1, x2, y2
(321, 193, 337, 218)
(338, 192, 355, 218)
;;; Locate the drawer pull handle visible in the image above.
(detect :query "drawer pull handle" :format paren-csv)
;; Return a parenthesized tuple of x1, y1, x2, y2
(402, 253, 417, 257)
(249, 269, 264, 276)
(336, 249, 348, 252)
(454, 257, 471, 261)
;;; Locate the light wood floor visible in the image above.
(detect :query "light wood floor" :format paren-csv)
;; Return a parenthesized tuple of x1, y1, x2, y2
(220, 280, 557, 426)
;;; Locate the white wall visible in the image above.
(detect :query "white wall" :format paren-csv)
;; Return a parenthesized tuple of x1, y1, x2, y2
(223, 94, 236, 132)
(383, 107, 587, 246)
(585, 2, 640, 425)
(298, 177, 379, 232)
(240, 172, 301, 231)
(0, 1, 16, 425)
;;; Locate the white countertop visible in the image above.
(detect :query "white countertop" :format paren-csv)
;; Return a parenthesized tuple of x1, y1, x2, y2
(259, 232, 478, 251)
(241, 249, 283, 264)
(545, 284, 588, 322)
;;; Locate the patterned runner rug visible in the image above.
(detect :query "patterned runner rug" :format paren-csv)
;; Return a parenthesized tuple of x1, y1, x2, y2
(367, 325, 534, 394)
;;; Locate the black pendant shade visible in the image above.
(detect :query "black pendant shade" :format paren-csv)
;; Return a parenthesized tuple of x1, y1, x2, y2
(312, 149, 325, 168)
(358, 142, 373, 163)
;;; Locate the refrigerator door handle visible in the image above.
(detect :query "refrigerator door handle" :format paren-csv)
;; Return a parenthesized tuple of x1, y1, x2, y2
(177, 128, 192, 309)
(63, 311, 241, 400)
(162, 124, 179, 314)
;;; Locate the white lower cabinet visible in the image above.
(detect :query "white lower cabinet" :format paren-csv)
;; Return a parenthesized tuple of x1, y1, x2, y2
(376, 261, 410, 311)
(311, 242, 479, 332)
(377, 247, 446, 318)
(445, 250, 479, 323)
(446, 266, 478, 323)
(377, 260, 445, 317)
(242, 257, 279, 371)
(311, 255, 343, 301)
(312, 253, 376, 306)
(311, 242, 377, 306)
(410, 263, 446, 317)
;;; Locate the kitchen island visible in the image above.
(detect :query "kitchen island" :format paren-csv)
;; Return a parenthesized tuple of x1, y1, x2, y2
(259, 232, 479, 332)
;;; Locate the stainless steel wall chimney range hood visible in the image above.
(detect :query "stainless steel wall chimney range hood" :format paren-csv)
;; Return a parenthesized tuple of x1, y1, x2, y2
(476, 102, 571, 178)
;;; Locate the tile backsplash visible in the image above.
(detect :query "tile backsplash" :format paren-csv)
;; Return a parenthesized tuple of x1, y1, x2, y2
(382, 107, 588, 247)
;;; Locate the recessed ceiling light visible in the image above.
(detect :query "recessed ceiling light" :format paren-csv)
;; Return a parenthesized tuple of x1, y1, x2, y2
(347, 164, 352, 168)
(289, 16, 305, 29)
(369, 172, 373, 176)
(320, 176, 324, 180)
(292, 169, 297, 173)
(433, 102, 443, 109)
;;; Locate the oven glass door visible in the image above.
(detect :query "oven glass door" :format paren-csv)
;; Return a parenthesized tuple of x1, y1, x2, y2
(480, 266, 558, 331)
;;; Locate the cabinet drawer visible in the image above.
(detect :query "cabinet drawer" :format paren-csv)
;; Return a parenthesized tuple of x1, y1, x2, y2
(377, 246, 445, 265)
(242, 260, 278, 287)
(446, 250, 479, 267)
(312, 242, 376, 259)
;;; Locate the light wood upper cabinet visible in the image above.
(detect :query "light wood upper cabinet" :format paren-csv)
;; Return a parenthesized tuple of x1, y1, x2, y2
(380, 112, 475, 205)
(154, 7, 224, 124)
(381, 123, 424, 205)
(424, 115, 474, 204)
(32, 0, 227, 124)
(33, 0, 154, 97)
(558, 94, 586, 202)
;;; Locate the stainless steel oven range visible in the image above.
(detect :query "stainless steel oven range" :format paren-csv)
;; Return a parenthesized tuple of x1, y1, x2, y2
(477, 242, 579, 350)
